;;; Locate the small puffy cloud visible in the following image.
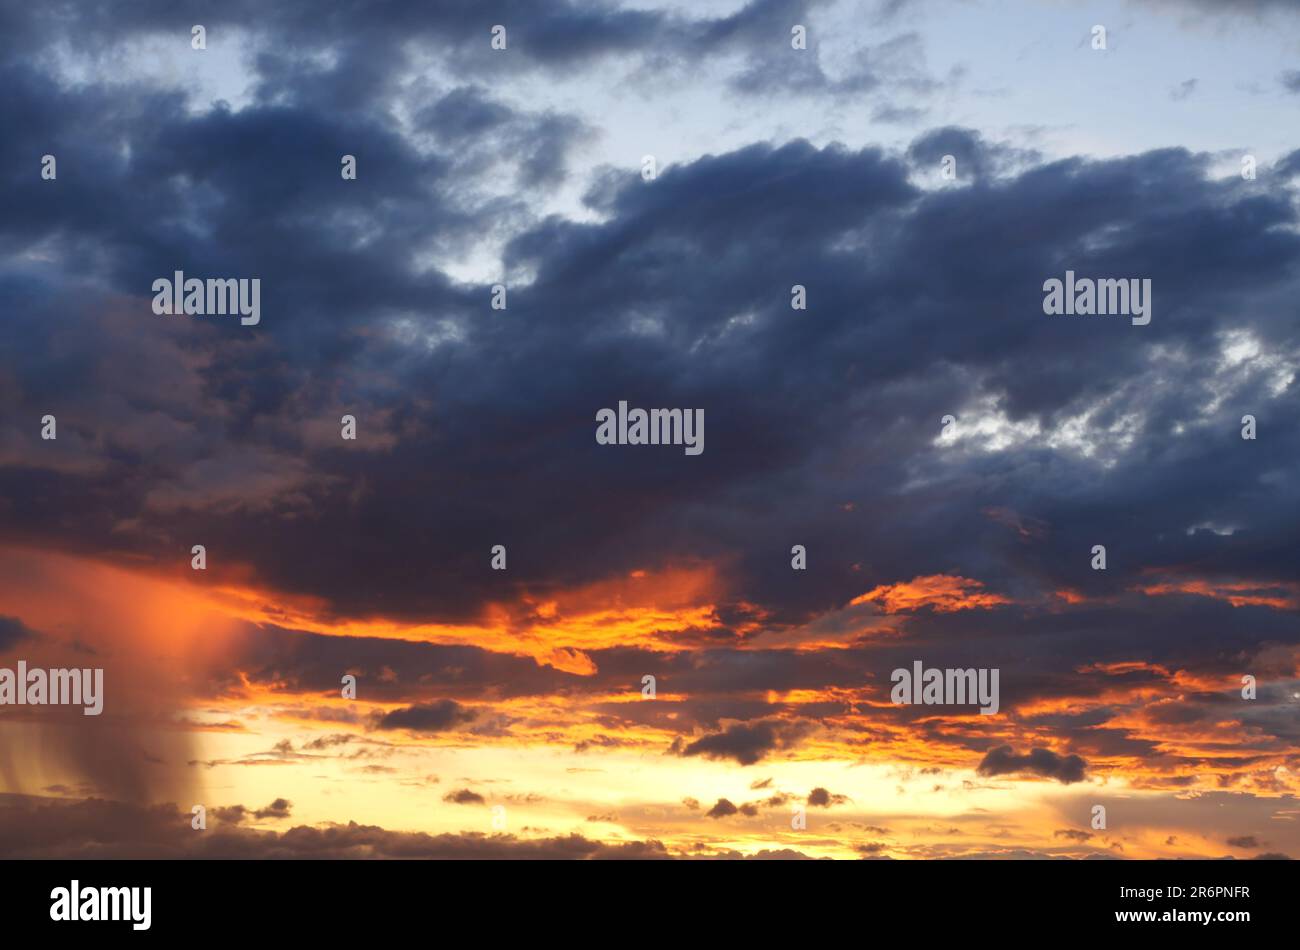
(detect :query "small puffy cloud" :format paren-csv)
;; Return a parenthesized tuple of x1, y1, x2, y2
(706, 798, 739, 819)
(807, 787, 849, 808)
(976, 746, 1087, 784)
(372, 700, 476, 733)
(675, 720, 809, 766)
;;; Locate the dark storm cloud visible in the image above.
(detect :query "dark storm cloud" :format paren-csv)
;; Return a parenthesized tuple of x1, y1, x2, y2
(9, 14, 1300, 636)
(0, 0, 913, 105)
(1, 0, 1298, 802)
(977, 746, 1088, 785)
(2, 1, 673, 71)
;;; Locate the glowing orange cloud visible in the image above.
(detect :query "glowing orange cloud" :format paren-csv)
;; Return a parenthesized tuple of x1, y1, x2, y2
(181, 562, 733, 664)
(1134, 578, 1299, 610)
(850, 574, 1011, 614)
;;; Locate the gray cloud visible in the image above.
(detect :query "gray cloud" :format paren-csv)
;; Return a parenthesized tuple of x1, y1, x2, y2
(977, 746, 1088, 785)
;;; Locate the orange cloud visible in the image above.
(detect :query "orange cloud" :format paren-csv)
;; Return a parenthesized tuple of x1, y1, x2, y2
(542, 647, 599, 676)
(1134, 578, 1299, 610)
(186, 561, 732, 661)
(850, 574, 1011, 613)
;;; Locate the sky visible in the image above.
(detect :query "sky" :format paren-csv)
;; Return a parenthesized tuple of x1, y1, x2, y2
(0, 0, 1298, 860)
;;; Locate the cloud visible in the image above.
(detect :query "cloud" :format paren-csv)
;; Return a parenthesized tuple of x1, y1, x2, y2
(976, 746, 1088, 785)
(213, 798, 293, 824)
(442, 789, 486, 805)
(706, 798, 739, 819)
(1055, 829, 1093, 842)
(253, 798, 293, 820)
(850, 574, 1011, 613)
(807, 787, 849, 807)
(8, 114, 1300, 644)
(372, 701, 479, 733)
(676, 720, 810, 766)
(905, 127, 1037, 182)
(0, 794, 675, 859)
(2, 0, 1299, 862)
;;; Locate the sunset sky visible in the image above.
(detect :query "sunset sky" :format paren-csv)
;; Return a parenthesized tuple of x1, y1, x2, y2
(2, 0, 1299, 860)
